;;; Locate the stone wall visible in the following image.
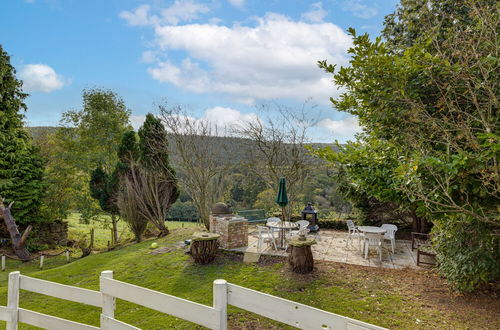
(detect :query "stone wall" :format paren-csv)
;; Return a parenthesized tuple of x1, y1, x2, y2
(0, 220, 68, 247)
(209, 215, 248, 249)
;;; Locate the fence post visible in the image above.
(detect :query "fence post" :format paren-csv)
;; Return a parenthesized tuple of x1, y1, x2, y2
(65, 250, 70, 263)
(39, 255, 44, 269)
(213, 279, 227, 330)
(2, 255, 5, 271)
(100, 270, 115, 324)
(7, 271, 20, 330)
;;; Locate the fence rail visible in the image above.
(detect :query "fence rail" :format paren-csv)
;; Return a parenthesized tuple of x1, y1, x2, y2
(0, 271, 385, 330)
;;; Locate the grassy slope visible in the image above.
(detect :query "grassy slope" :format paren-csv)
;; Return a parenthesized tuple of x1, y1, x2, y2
(0, 228, 497, 329)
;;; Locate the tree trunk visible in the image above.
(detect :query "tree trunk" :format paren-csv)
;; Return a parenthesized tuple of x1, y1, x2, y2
(111, 214, 118, 244)
(190, 239, 218, 264)
(0, 199, 32, 261)
(288, 245, 314, 274)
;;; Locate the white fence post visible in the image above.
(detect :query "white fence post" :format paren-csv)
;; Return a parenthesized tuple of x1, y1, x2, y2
(2, 255, 5, 271)
(100, 270, 115, 325)
(7, 271, 20, 330)
(213, 279, 227, 330)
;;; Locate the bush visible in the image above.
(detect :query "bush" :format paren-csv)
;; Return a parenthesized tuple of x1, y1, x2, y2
(318, 218, 348, 230)
(433, 215, 500, 292)
(167, 201, 199, 222)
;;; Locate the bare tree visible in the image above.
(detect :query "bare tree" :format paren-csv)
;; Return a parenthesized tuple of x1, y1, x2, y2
(234, 104, 317, 216)
(158, 104, 229, 229)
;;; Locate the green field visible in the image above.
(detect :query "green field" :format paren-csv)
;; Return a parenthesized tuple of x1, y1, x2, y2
(66, 213, 201, 250)
(0, 226, 496, 329)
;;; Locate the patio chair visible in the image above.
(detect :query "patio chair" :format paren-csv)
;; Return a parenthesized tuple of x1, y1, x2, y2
(289, 220, 310, 237)
(257, 225, 277, 252)
(346, 220, 362, 249)
(266, 217, 281, 235)
(364, 233, 383, 261)
(411, 232, 436, 266)
(381, 224, 398, 253)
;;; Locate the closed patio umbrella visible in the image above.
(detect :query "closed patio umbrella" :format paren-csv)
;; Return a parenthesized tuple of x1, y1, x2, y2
(276, 177, 288, 220)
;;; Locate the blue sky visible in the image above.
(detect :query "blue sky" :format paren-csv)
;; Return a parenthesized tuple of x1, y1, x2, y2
(1, 0, 398, 142)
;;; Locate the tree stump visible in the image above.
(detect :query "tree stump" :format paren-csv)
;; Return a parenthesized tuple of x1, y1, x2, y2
(190, 232, 220, 264)
(288, 237, 316, 274)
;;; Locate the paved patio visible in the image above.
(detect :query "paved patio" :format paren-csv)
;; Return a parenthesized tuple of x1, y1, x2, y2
(229, 227, 423, 269)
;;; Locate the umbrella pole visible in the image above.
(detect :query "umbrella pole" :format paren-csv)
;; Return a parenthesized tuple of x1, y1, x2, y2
(281, 207, 286, 248)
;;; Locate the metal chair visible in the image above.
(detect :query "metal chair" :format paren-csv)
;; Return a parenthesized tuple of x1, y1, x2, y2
(380, 224, 398, 253)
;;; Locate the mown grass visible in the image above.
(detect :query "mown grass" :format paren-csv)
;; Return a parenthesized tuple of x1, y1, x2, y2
(66, 213, 201, 250)
(0, 226, 496, 329)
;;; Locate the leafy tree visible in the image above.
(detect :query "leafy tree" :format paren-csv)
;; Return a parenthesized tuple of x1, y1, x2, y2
(116, 114, 179, 238)
(0, 45, 45, 225)
(89, 167, 120, 243)
(317, 0, 499, 290)
(54, 88, 131, 240)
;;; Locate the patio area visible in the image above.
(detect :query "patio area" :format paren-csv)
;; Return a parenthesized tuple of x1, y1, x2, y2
(229, 227, 423, 269)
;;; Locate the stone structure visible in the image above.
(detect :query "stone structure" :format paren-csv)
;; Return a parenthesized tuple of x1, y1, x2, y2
(209, 203, 248, 249)
(0, 220, 68, 247)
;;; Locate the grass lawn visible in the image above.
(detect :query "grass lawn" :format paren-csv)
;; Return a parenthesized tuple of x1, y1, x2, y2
(0, 227, 498, 329)
(66, 213, 201, 250)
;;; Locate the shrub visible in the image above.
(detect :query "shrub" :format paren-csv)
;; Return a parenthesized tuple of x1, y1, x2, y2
(318, 218, 348, 230)
(433, 215, 500, 292)
(167, 201, 199, 222)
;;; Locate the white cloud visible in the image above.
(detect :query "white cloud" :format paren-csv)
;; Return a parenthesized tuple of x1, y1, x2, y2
(19, 64, 66, 93)
(301, 2, 327, 23)
(141, 12, 351, 104)
(140, 50, 157, 63)
(120, 4, 153, 26)
(130, 115, 146, 130)
(228, 0, 245, 9)
(317, 116, 361, 138)
(120, 1, 209, 26)
(202, 106, 259, 130)
(342, 0, 378, 19)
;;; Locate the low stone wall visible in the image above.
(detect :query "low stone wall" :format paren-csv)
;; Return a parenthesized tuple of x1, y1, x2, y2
(0, 220, 68, 247)
(209, 215, 248, 249)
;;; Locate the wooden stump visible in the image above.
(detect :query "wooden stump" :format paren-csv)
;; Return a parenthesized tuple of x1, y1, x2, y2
(287, 237, 316, 274)
(190, 232, 220, 264)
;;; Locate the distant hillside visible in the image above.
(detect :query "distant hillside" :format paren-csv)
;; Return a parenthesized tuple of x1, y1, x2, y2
(26, 126, 338, 165)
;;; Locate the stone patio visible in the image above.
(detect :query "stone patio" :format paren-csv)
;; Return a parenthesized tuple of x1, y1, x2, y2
(229, 227, 423, 269)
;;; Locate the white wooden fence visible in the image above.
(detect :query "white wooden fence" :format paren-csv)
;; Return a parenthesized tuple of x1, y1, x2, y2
(0, 271, 385, 330)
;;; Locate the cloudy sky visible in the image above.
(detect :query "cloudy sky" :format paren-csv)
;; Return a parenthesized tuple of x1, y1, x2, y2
(1, 0, 398, 142)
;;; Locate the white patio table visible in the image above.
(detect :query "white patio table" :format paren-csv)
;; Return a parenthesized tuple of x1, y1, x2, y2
(267, 221, 298, 249)
(357, 226, 387, 256)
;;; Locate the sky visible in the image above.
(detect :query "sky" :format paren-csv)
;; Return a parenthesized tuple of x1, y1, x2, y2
(1, 0, 398, 142)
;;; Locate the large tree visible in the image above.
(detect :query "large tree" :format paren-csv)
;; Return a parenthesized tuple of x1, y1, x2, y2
(317, 0, 499, 291)
(54, 88, 131, 241)
(116, 114, 179, 238)
(0, 45, 45, 226)
(0, 45, 46, 259)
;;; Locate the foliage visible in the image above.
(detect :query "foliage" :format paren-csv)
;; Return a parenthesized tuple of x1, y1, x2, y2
(316, 0, 499, 290)
(167, 201, 199, 221)
(432, 216, 500, 292)
(0, 45, 45, 225)
(47, 88, 131, 240)
(89, 167, 119, 215)
(116, 114, 179, 239)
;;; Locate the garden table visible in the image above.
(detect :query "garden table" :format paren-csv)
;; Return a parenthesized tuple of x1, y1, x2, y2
(357, 226, 386, 256)
(267, 221, 298, 249)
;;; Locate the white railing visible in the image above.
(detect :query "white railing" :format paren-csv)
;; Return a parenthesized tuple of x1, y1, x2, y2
(0, 271, 385, 330)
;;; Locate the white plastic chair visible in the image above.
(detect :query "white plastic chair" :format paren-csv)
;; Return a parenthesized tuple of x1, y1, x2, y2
(266, 217, 281, 235)
(364, 233, 383, 261)
(289, 220, 310, 237)
(346, 220, 362, 249)
(257, 225, 277, 252)
(381, 224, 398, 253)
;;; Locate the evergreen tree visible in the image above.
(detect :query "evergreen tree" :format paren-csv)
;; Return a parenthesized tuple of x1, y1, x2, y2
(0, 45, 45, 224)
